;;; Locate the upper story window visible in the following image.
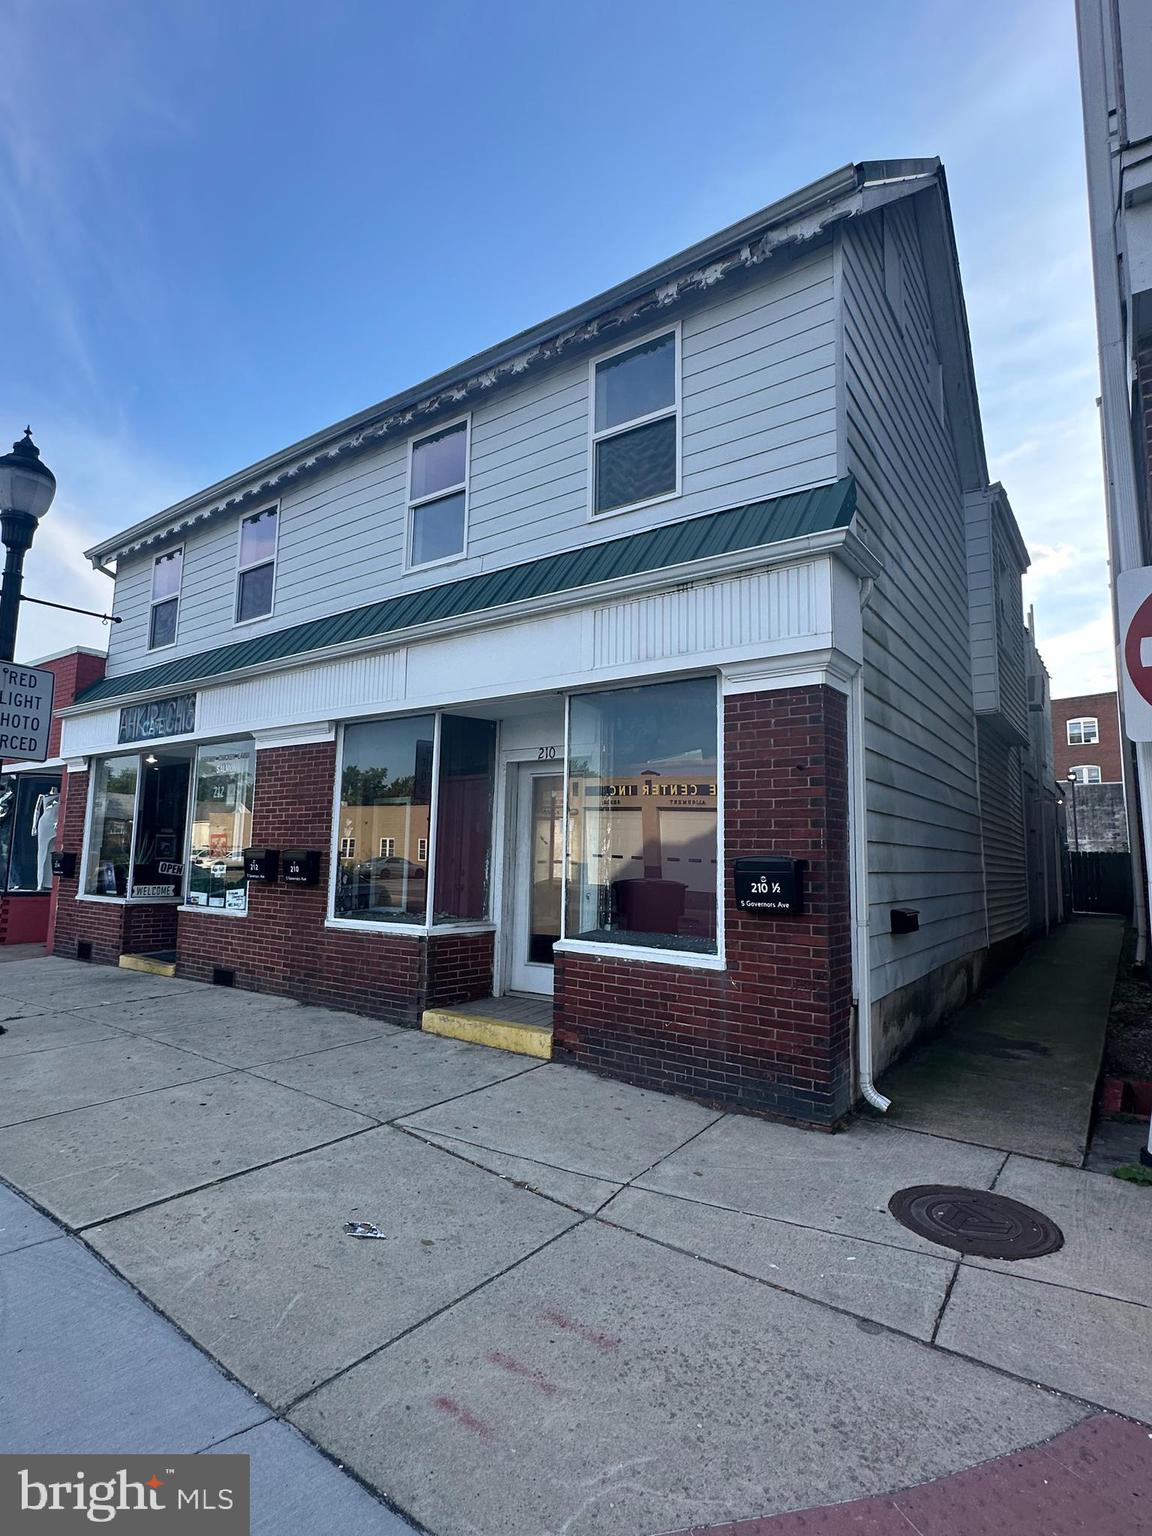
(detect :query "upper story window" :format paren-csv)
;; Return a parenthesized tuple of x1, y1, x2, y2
(1069, 765, 1103, 785)
(1067, 717, 1099, 746)
(148, 548, 183, 650)
(236, 506, 278, 623)
(408, 419, 468, 569)
(592, 329, 679, 516)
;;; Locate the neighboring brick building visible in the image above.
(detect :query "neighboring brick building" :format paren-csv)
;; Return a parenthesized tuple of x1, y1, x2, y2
(51, 161, 1055, 1127)
(0, 647, 105, 945)
(1051, 691, 1124, 783)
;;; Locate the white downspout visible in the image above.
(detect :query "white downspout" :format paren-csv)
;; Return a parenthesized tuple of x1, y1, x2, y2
(849, 656, 890, 1112)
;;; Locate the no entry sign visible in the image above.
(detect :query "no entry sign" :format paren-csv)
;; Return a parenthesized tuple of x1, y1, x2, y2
(1117, 567, 1152, 740)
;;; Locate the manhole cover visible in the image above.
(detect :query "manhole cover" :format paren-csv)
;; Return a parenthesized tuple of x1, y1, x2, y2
(888, 1185, 1064, 1260)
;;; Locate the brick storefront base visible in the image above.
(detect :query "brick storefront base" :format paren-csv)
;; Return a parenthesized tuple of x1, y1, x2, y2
(554, 685, 854, 1125)
(175, 743, 494, 1024)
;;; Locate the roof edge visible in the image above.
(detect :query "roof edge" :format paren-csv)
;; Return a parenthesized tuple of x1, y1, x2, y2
(85, 161, 940, 566)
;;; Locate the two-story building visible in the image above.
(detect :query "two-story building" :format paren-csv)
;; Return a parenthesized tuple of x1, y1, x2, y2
(51, 158, 1045, 1126)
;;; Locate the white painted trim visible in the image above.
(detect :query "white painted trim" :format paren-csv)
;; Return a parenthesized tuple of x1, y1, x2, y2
(424, 711, 443, 924)
(553, 938, 725, 971)
(721, 647, 859, 696)
(177, 903, 248, 919)
(232, 500, 281, 627)
(587, 321, 681, 522)
(253, 722, 335, 751)
(404, 414, 471, 573)
(147, 544, 184, 653)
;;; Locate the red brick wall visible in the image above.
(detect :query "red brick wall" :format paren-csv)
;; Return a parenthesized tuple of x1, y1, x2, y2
(1051, 691, 1124, 782)
(45, 650, 107, 757)
(176, 741, 493, 1024)
(426, 930, 495, 1008)
(554, 685, 854, 1125)
(49, 765, 177, 962)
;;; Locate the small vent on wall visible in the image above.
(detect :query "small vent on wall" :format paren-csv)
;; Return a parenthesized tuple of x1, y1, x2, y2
(212, 967, 235, 988)
(76, 940, 93, 962)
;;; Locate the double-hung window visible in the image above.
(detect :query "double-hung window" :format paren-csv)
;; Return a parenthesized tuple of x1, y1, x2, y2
(408, 419, 468, 568)
(1069, 765, 1103, 785)
(1066, 717, 1099, 746)
(148, 548, 183, 650)
(236, 506, 278, 623)
(591, 329, 679, 515)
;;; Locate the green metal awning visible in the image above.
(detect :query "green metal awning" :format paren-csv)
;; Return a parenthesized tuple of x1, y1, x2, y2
(76, 476, 856, 707)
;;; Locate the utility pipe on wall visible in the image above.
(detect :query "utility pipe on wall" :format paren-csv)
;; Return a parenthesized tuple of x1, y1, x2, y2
(849, 662, 890, 1112)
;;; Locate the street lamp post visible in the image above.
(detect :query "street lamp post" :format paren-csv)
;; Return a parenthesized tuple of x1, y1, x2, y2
(0, 429, 56, 664)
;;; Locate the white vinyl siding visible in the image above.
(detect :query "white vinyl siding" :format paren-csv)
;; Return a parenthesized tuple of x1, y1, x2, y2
(102, 241, 839, 677)
(841, 201, 989, 1005)
(978, 725, 1029, 944)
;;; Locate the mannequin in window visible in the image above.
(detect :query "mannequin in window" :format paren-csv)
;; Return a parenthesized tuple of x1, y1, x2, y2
(32, 787, 60, 890)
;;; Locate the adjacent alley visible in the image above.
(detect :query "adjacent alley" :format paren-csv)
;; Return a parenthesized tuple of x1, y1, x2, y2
(0, 923, 1149, 1535)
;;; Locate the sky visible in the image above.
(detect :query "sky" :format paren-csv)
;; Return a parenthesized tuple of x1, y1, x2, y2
(0, 0, 1114, 699)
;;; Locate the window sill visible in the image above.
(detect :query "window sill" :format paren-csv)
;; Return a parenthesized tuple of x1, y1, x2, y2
(323, 918, 497, 937)
(587, 486, 679, 523)
(553, 938, 725, 971)
(177, 904, 248, 919)
(76, 894, 182, 906)
(325, 917, 429, 936)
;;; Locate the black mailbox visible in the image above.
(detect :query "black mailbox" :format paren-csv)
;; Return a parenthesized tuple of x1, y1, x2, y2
(51, 850, 77, 880)
(282, 848, 321, 886)
(890, 907, 920, 935)
(733, 857, 806, 915)
(243, 847, 279, 883)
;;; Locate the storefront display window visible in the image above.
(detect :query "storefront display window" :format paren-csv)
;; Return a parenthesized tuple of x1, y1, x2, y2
(186, 743, 255, 912)
(85, 755, 140, 897)
(131, 757, 191, 898)
(335, 716, 434, 922)
(433, 716, 496, 921)
(566, 677, 719, 953)
(0, 772, 63, 892)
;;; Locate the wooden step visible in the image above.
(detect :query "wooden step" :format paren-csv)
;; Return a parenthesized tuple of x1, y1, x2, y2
(119, 952, 178, 977)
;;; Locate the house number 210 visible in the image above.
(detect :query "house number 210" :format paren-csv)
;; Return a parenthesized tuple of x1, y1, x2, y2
(537, 746, 558, 760)
(753, 878, 783, 896)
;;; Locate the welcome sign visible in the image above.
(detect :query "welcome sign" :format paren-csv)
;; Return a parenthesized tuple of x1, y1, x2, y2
(118, 693, 197, 744)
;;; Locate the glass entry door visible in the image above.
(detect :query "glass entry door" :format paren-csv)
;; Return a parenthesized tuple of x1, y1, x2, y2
(507, 766, 563, 995)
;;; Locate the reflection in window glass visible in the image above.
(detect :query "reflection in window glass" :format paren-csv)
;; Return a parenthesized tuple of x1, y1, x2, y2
(335, 717, 434, 923)
(131, 758, 191, 897)
(566, 677, 718, 953)
(187, 744, 255, 911)
(0, 773, 62, 891)
(433, 716, 496, 921)
(592, 332, 677, 514)
(237, 562, 275, 622)
(410, 489, 465, 567)
(595, 416, 677, 514)
(239, 508, 278, 566)
(85, 756, 139, 897)
(410, 421, 467, 501)
(594, 333, 676, 432)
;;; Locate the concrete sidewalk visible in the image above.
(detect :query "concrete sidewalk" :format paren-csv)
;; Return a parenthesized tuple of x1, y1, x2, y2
(878, 917, 1124, 1164)
(0, 1183, 414, 1533)
(0, 945, 1149, 1535)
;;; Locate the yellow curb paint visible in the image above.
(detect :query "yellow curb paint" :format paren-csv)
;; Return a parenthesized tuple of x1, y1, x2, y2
(420, 1008, 552, 1060)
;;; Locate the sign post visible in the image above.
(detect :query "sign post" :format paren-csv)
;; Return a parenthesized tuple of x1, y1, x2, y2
(0, 661, 54, 762)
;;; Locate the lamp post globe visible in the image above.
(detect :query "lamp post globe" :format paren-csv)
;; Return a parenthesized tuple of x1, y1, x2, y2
(0, 429, 56, 663)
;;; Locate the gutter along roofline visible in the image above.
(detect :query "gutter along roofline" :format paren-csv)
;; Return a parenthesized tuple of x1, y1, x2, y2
(85, 160, 941, 570)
